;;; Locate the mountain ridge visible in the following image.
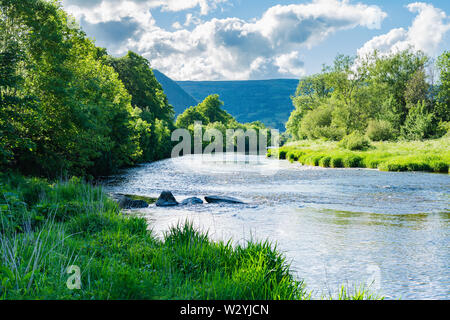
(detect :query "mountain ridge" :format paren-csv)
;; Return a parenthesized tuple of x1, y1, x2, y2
(177, 78, 299, 131)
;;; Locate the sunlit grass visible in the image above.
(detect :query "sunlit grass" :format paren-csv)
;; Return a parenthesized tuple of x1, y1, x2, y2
(0, 174, 383, 300)
(269, 136, 450, 173)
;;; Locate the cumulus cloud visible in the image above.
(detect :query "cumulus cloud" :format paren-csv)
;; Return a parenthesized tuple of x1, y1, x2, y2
(358, 2, 450, 58)
(63, 0, 387, 80)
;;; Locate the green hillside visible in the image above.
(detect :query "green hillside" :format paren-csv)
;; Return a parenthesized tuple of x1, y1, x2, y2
(153, 69, 198, 114)
(177, 79, 299, 130)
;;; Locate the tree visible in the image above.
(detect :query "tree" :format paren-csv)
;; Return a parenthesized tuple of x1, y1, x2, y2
(176, 95, 232, 128)
(107, 51, 174, 123)
(196, 94, 232, 125)
(436, 51, 450, 122)
(404, 68, 429, 106)
(175, 106, 208, 129)
(401, 101, 434, 140)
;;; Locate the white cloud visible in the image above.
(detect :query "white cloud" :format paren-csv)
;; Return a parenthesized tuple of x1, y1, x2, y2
(184, 13, 202, 27)
(274, 52, 305, 76)
(63, 0, 387, 80)
(358, 2, 450, 58)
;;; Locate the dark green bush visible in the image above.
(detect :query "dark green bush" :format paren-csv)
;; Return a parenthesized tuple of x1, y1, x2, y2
(330, 156, 343, 168)
(319, 156, 332, 167)
(343, 155, 363, 168)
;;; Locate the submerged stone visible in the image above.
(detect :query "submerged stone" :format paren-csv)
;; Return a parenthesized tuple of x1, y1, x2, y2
(180, 197, 204, 205)
(204, 195, 244, 204)
(117, 195, 149, 209)
(156, 191, 179, 207)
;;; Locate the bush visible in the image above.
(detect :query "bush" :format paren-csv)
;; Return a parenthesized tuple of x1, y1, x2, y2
(298, 105, 345, 141)
(330, 156, 343, 168)
(343, 155, 363, 168)
(401, 101, 434, 140)
(319, 156, 332, 167)
(338, 132, 371, 151)
(366, 120, 397, 141)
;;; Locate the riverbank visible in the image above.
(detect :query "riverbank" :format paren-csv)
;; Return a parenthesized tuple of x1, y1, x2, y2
(268, 137, 450, 173)
(0, 173, 380, 300)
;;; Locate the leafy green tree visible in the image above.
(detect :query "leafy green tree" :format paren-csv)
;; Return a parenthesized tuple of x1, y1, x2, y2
(436, 51, 450, 122)
(175, 106, 208, 129)
(107, 51, 175, 162)
(286, 50, 436, 142)
(196, 94, 232, 125)
(176, 95, 232, 128)
(0, 0, 141, 176)
(107, 51, 174, 123)
(401, 101, 435, 140)
(365, 50, 428, 127)
(404, 68, 429, 106)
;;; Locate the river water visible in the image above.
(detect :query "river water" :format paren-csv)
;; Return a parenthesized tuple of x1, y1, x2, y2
(103, 154, 449, 300)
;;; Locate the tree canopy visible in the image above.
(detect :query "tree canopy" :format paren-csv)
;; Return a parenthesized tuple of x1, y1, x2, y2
(0, 0, 175, 177)
(286, 50, 450, 142)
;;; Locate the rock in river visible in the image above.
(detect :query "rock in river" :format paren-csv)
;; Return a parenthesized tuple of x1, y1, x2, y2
(156, 191, 179, 207)
(204, 195, 244, 204)
(117, 196, 149, 209)
(180, 197, 204, 205)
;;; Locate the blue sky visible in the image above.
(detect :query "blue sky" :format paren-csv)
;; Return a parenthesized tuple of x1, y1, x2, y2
(62, 0, 450, 80)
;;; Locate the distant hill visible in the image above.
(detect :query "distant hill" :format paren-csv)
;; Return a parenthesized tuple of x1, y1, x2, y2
(177, 79, 299, 131)
(153, 69, 198, 115)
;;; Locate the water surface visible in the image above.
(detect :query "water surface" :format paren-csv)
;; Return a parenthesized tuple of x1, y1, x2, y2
(104, 154, 450, 299)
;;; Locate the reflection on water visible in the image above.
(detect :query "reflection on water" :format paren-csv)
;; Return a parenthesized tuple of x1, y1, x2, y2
(104, 154, 450, 300)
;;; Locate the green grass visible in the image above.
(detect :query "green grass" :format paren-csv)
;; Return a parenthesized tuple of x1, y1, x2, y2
(0, 173, 382, 300)
(268, 137, 450, 173)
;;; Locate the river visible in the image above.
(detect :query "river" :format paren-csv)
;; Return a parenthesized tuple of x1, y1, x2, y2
(103, 154, 450, 300)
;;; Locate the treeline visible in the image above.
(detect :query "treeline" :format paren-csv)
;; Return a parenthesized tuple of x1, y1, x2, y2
(175, 94, 273, 153)
(286, 50, 450, 143)
(0, 0, 173, 178)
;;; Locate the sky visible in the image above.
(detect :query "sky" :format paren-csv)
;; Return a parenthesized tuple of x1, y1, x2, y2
(61, 0, 450, 81)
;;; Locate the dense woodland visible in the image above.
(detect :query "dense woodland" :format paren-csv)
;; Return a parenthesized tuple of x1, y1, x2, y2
(0, 0, 271, 179)
(0, 0, 176, 178)
(286, 50, 450, 144)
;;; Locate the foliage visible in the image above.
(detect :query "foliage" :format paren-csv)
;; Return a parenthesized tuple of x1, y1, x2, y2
(401, 101, 435, 141)
(297, 103, 345, 141)
(435, 51, 450, 122)
(268, 137, 449, 173)
(0, 0, 175, 177)
(0, 174, 310, 300)
(366, 120, 397, 142)
(338, 132, 371, 151)
(287, 50, 448, 142)
(176, 95, 273, 153)
(178, 79, 298, 131)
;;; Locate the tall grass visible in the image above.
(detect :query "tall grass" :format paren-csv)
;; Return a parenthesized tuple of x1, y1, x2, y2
(268, 137, 449, 173)
(0, 174, 308, 300)
(0, 173, 382, 300)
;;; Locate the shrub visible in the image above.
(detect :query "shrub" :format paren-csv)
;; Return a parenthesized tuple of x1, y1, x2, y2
(338, 132, 371, 151)
(401, 101, 434, 140)
(366, 120, 397, 141)
(330, 156, 343, 168)
(430, 161, 449, 173)
(298, 105, 345, 141)
(319, 156, 332, 167)
(343, 155, 363, 168)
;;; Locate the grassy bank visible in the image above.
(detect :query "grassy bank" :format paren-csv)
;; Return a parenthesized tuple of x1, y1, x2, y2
(0, 173, 380, 300)
(268, 137, 450, 173)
